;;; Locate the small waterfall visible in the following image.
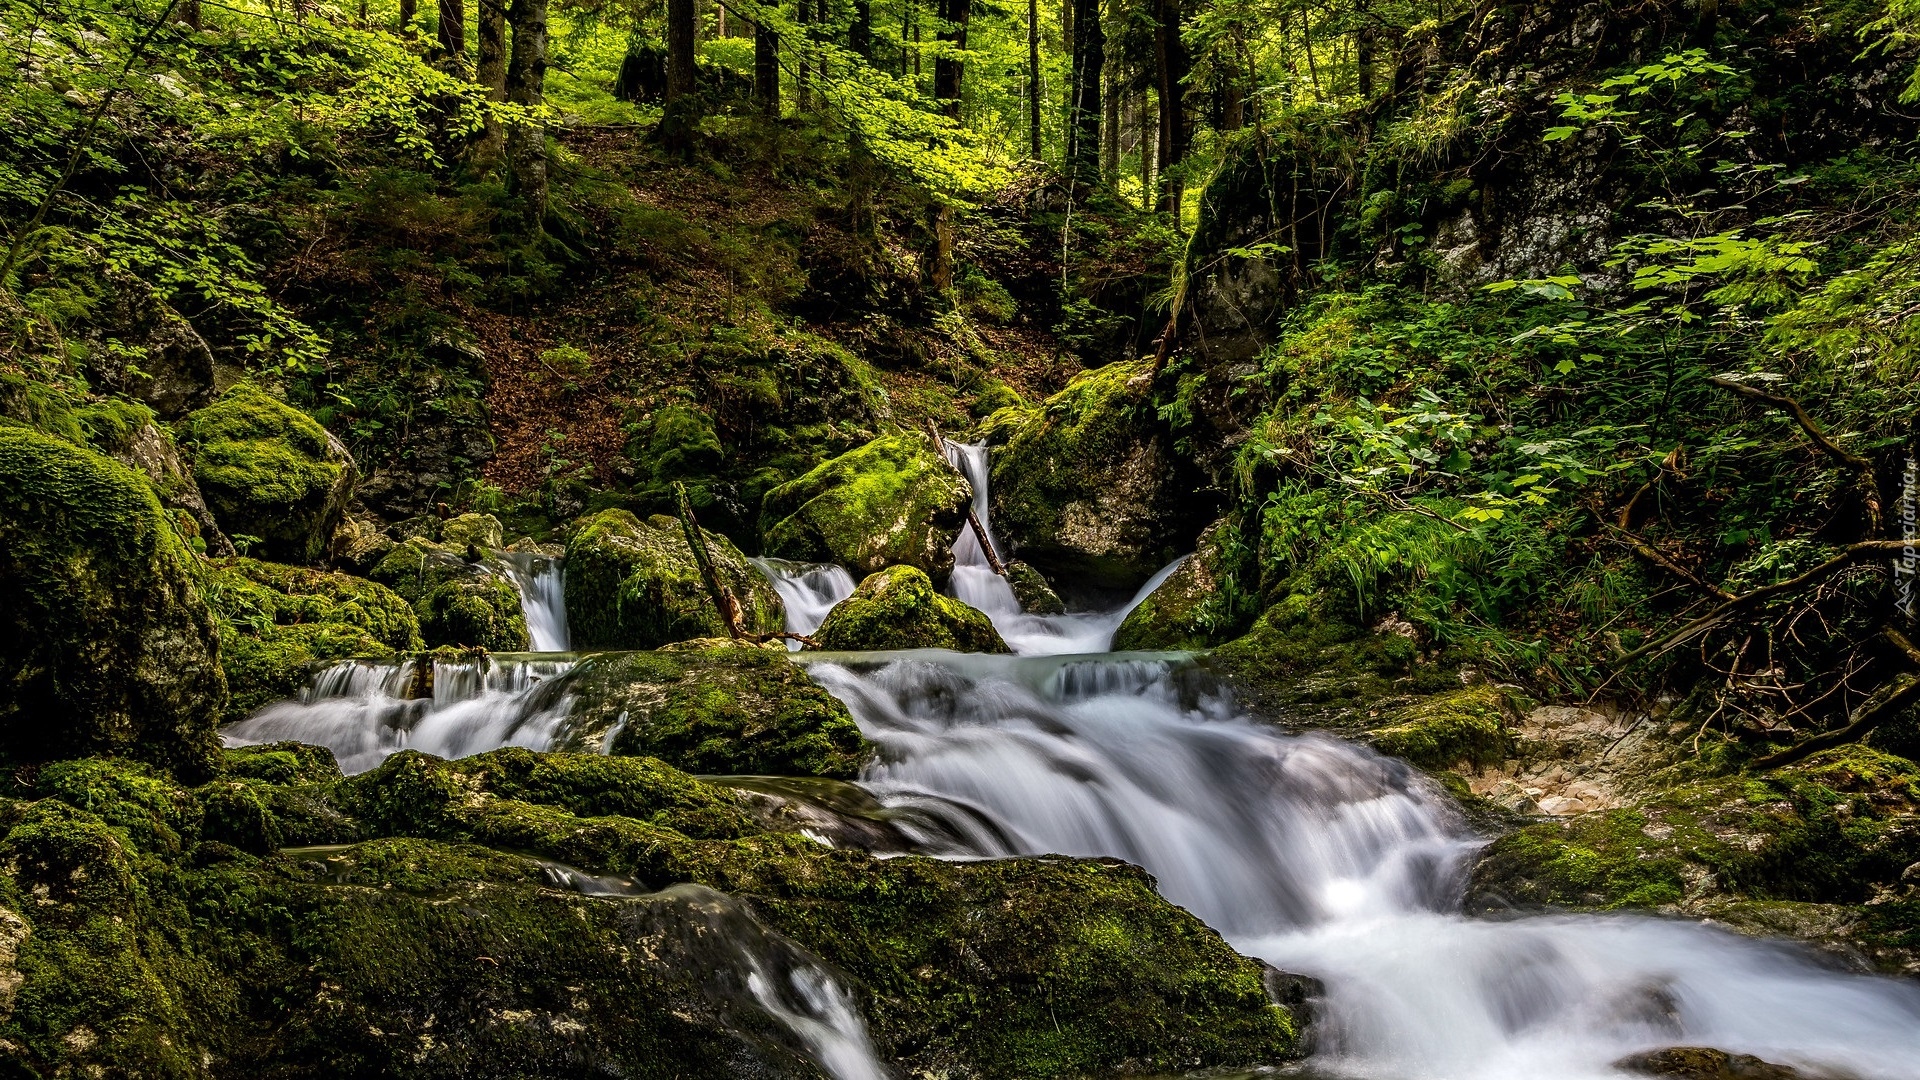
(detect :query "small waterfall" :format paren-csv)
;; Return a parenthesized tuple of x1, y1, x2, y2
(752, 558, 857, 644)
(810, 651, 1920, 1080)
(943, 441, 1183, 655)
(224, 656, 575, 774)
(500, 551, 572, 652)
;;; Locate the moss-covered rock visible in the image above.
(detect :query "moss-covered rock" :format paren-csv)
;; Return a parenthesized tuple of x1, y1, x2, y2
(80, 400, 235, 556)
(815, 565, 1010, 653)
(204, 558, 423, 720)
(1366, 685, 1515, 770)
(760, 433, 972, 576)
(1470, 746, 1920, 919)
(564, 509, 783, 650)
(180, 384, 356, 565)
(555, 648, 875, 778)
(369, 532, 530, 651)
(1005, 559, 1065, 614)
(1207, 595, 1453, 723)
(1113, 520, 1254, 650)
(0, 425, 225, 774)
(982, 359, 1207, 589)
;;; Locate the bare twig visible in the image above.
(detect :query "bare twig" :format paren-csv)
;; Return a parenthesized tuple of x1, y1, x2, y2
(1754, 629, 1920, 769)
(1708, 375, 1882, 532)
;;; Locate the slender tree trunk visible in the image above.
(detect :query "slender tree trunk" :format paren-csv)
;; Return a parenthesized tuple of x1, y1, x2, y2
(1027, 0, 1041, 159)
(1066, 0, 1102, 184)
(853, 0, 872, 58)
(504, 0, 548, 231)
(1138, 86, 1156, 211)
(475, 0, 508, 165)
(1103, 0, 1120, 181)
(178, 0, 201, 29)
(1355, 0, 1375, 99)
(666, 0, 696, 102)
(438, 0, 465, 55)
(399, 0, 416, 34)
(934, 0, 967, 119)
(1152, 0, 1188, 214)
(797, 0, 811, 109)
(717, 4, 726, 37)
(754, 17, 779, 114)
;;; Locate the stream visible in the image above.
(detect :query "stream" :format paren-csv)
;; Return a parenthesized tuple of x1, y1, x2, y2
(224, 444, 1920, 1080)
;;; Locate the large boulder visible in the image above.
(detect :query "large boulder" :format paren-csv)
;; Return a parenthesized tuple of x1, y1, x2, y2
(366, 515, 529, 651)
(77, 273, 217, 418)
(181, 384, 356, 565)
(1113, 520, 1249, 651)
(556, 646, 875, 778)
(205, 558, 423, 721)
(0, 425, 225, 773)
(982, 359, 1206, 590)
(760, 434, 972, 576)
(815, 565, 1009, 653)
(564, 509, 783, 650)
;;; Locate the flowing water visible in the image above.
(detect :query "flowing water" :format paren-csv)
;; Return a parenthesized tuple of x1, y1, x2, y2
(229, 451, 1920, 1080)
(500, 551, 572, 652)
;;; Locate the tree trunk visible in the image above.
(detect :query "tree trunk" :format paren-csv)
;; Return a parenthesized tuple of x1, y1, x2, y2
(1102, 1, 1120, 181)
(1065, 0, 1102, 184)
(754, 18, 780, 114)
(1137, 86, 1156, 211)
(853, 0, 872, 59)
(666, 0, 696, 102)
(505, 0, 548, 231)
(797, 0, 811, 109)
(1152, 0, 1188, 214)
(475, 0, 508, 166)
(1028, 0, 1041, 159)
(399, 0, 416, 35)
(1355, 0, 1375, 99)
(934, 0, 968, 119)
(438, 0, 465, 56)
(178, 0, 201, 30)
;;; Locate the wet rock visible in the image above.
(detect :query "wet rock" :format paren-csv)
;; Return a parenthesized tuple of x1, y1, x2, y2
(1113, 519, 1249, 650)
(0, 426, 225, 774)
(1365, 685, 1516, 771)
(181, 383, 356, 565)
(759, 433, 971, 577)
(555, 648, 875, 779)
(205, 557, 423, 721)
(1004, 559, 1065, 615)
(564, 508, 783, 650)
(1617, 1047, 1808, 1080)
(815, 565, 1010, 653)
(367, 519, 530, 652)
(982, 359, 1208, 589)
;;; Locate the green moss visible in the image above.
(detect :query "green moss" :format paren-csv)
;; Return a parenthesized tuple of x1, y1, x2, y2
(0, 425, 225, 774)
(563, 509, 783, 650)
(367, 536, 530, 651)
(638, 404, 724, 480)
(1367, 685, 1515, 769)
(1207, 596, 1449, 724)
(203, 558, 422, 720)
(180, 384, 351, 565)
(558, 648, 876, 778)
(814, 565, 1010, 653)
(759, 434, 972, 576)
(1004, 559, 1066, 615)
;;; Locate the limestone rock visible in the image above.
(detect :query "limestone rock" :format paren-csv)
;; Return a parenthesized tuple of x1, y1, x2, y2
(0, 426, 225, 773)
(1113, 520, 1243, 650)
(368, 526, 529, 652)
(760, 434, 972, 576)
(564, 509, 783, 650)
(181, 384, 356, 565)
(79, 273, 216, 418)
(815, 565, 1009, 653)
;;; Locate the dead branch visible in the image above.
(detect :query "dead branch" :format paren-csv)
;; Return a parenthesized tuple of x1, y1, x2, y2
(1754, 630, 1920, 769)
(929, 422, 1009, 577)
(1613, 540, 1912, 668)
(1600, 521, 1734, 600)
(674, 481, 747, 641)
(1708, 375, 1882, 533)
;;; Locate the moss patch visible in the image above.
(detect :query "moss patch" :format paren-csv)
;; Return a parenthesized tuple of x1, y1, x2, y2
(1367, 685, 1515, 770)
(759, 434, 972, 576)
(367, 527, 531, 651)
(563, 509, 783, 650)
(0, 426, 225, 774)
(815, 565, 1010, 653)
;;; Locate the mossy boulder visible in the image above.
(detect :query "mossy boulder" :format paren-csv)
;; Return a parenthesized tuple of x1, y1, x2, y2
(981, 359, 1206, 589)
(815, 565, 1010, 653)
(564, 509, 783, 650)
(1366, 685, 1515, 770)
(180, 384, 356, 565)
(760, 434, 973, 576)
(204, 558, 423, 721)
(1470, 746, 1920, 916)
(1207, 595, 1457, 723)
(1005, 559, 1065, 614)
(0, 425, 225, 774)
(555, 647, 875, 778)
(368, 530, 530, 651)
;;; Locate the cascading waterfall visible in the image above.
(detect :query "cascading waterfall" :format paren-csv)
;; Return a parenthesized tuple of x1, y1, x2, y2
(223, 656, 575, 774)
(499, 551, 573, 652)
(942, 440, 1183, 656)
(752, 557, 857, 643)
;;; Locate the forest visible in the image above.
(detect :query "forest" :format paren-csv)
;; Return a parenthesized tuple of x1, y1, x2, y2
(5, 0, 1920, 1075)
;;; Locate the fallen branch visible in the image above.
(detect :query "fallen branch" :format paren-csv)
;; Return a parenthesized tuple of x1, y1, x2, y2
(1754, 629, 1920, 769)
(1708, 375, 1882, 532)
(928, 421, 1008, 577)
(673, 481, 747, 640)
(1600, 521, 1734, 601)
(1613, 540, 1912, 668)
